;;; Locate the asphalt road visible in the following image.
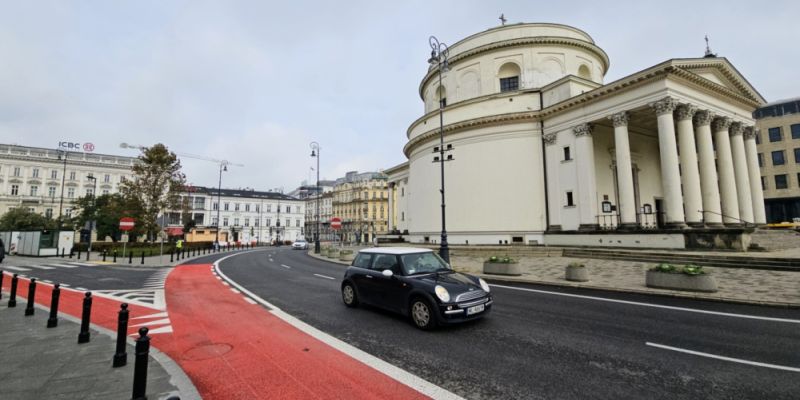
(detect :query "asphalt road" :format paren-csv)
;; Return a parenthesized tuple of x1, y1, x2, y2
(217, 248, 800, 400)
(1, 256, 169, 291)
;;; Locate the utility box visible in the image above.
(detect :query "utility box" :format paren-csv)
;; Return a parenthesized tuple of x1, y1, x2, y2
(1, 230, 73, 256)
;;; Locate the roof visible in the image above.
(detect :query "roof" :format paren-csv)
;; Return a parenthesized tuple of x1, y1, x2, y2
(759, 96, 800, 108)
(188, 186, 299, 201)
(357, 247, 433, 255)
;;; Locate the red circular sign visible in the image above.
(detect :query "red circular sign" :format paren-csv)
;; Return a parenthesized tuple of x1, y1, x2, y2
(119, 217, 135, 231)
(331, 217, 342, 230)
(83, 142, 95, 152)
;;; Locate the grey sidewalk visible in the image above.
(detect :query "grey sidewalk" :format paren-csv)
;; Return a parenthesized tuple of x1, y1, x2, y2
(0, 298, 184, 400)
(308, 247, 800, 307)
(6, 245, 255, 268)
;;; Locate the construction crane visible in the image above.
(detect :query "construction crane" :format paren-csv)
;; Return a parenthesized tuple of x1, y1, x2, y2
(119, 142, 244, 244)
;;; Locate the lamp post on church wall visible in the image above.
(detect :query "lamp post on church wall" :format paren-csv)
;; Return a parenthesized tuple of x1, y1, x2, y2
(428, 35, 453, 264)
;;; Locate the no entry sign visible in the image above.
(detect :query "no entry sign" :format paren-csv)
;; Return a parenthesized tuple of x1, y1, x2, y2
(119, 217, 135, 231)
(331, 217, 342, 230)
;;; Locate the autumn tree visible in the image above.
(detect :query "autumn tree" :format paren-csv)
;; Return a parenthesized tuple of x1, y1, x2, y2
(119, 144, 186, 240)
(70, 193, 145, 240)
(0, 207, 57, 231)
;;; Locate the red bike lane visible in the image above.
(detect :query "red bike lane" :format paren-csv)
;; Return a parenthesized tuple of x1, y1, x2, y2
(2, 267, 432, 399)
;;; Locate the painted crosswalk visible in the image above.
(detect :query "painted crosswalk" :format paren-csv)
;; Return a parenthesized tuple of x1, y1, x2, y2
(142, 268, 172, 289)
(0, 261, 100, 272)
(93, 289, 167, 310)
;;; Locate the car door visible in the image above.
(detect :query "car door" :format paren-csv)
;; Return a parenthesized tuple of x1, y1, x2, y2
(349, 253, 375, 304)
(369, 254, 408, 312)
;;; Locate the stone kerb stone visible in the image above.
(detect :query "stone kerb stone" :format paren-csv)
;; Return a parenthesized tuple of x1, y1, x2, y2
(645, 270, 718, 292)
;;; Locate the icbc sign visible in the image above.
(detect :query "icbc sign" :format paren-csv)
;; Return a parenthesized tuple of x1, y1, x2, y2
(58, 141, 95, 153)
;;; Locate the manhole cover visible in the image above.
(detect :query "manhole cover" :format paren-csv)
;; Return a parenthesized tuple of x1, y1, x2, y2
(181, 343, 233, 361)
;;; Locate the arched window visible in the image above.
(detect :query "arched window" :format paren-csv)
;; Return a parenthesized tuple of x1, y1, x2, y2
(498, 62, 521, 92)
(578, 64, 591, 80)
(436, 85, 447, 108)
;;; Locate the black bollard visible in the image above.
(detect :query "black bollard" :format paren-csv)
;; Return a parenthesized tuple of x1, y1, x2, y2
(86, 249, 90, 261)
(9, 274, 19, 307)
(131, 327, 150, 400)
(25, 278, 37, 316)
(113, 250, 117, 263)
(170, 250, 174, 263)
(113, 303, 129, 367)
(103, 250, 107, 262)
(129, 251, 133, 264)
(47, 283, 61, 328)
(61, 248, 65, 258)
(140, 252, 145, 265)
(78, 292, 92, 343)
(69, 249, 73, 259)
(77, 248, 82, 259)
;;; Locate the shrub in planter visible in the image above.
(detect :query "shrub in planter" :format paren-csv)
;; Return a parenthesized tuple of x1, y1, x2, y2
(565, 262, 589, 282)
(327, 248, 340, 258)
(339, 249, 355, 262)
(483, 255, 522, 276)
(646, 263, 717, 292)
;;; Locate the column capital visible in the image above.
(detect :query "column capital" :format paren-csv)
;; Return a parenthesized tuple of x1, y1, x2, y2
(729, 122, 744, 136)
(694, 110, 715, 126)
(573, 123, 592, 137)
(711, 117, 732, 132)
(608, 111, 630, 127)
(649, 97, 678, 116)
(674, 104, 698, 121)
(743, 126, 758, 140)
(543, 132, 558, 145)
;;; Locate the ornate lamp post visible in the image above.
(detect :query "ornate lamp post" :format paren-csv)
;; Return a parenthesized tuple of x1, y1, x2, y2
(310, 142, 321, 253)
(215, 162, 228, 246)
(86, 174, 97, 253)
(429, 35, 452, 263)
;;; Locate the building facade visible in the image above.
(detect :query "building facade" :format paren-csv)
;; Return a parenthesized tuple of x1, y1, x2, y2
(388, 23, 767, 249)
(331, 171, 389, 243)
(175, 186, 305, 244)
(753, 97, 800, 223)
(0, 144, 136, 221)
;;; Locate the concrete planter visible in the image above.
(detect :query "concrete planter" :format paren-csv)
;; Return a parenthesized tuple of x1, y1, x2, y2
(565, 265, 589, 282)
(645, 270, 718, 292)
(339, 251, 355, 262)
(483, 262, 522, 276)
(326, 250, 340, 259)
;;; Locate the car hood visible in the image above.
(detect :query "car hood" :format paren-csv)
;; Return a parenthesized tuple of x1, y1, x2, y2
(414, 271, 479, 291)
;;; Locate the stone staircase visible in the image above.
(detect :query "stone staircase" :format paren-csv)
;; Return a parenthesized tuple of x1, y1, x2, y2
(749, 229, 800, 251)
(561, 248, 800, 271)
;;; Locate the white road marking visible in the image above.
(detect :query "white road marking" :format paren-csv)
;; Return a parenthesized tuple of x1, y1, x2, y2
(230, 288, 241, 294)
(75, 287, 88, 291)
(212, 250, 464, 400)
(42, 280, 53, 284)
(132, 311, 168, 320)
(59, 283, 70, 287)
(646, 342, 800, 372)
(45, 263, 79, 268)
(25, 265, 55, 270)
(243, 297, 257, 305)
(221, 281, 230, 286)
(313, 274, 335, 280)
(68, 262, 96, 267)
(281, 264, 292, 269)
(132, 318, 171, 327)
(4, 266, 31, 272)
(490, 284, 800, 324)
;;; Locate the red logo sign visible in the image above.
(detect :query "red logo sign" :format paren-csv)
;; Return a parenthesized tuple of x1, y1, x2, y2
(119, 217, 135, 231)
(331, 217, 342, 230)
(83, 142, 95, 152)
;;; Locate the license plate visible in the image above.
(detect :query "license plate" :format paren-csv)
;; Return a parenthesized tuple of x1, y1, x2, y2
(466, 304, 485, 315)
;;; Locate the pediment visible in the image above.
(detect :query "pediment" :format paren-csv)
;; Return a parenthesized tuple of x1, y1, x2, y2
(673, 59, 766, 105)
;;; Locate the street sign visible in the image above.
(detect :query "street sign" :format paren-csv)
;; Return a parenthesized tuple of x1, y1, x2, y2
(119, 217, 135, 231)
(331, 217, 342, 230)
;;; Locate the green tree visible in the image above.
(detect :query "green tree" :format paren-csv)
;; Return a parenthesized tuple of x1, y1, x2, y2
(119, 144, 186, 240)
(70, 193, 145, 240)
(0, 207, 57, 231)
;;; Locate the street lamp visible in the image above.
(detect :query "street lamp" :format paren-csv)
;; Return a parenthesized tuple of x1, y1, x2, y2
(86, 174, 97, 253)
(310, 142, 321, 253)
(57, 149, 68, 227)
(429, 35, 452, 264)
(215, 161, 228, 247)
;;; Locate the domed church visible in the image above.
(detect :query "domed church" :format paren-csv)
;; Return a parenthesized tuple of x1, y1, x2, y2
(386, 23, 766, 250)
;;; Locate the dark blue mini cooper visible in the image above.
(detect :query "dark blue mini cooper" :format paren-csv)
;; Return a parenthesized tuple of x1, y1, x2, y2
(341, 247, 492, 330)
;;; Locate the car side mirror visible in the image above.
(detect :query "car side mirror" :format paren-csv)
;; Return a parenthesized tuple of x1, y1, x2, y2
(382, 269, 394, 278)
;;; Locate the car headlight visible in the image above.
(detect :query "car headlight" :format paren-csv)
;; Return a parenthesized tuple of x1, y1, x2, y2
(479, 278, 490, 293)
(434, 285, 450, 302)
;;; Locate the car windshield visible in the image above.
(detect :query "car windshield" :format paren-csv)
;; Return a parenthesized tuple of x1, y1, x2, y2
(400, 252, 451, 275)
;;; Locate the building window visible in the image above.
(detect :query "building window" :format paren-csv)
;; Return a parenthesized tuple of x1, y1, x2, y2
(286, 206, 291, 213)
(286, 218, 290, 227)
(755, 132, 761, 144)
(223, 217, 229, 226)
(13, 167, 20, 177)
(775, 174, 788, 189)
(296, 219, 300, 227)
(224, 203, 229, 211)
(566, 191, 574, 207)
(212, 217, 219, 226)
(65, 208, 72, 218)
(244, 218, 250, 227)
(234, 203, 240, 211)
(266, 218, 271, 226)
(102, 189, 109, 195)
(86, 188, 94, 196)
(255, 218, 260, 227)
(32, 168, 39, 178)
(245, 204, 250, 212)
(772, 150, 786, 165)
(45, 208, 53, 219)
(563, 146, 571, 161)
(30, 186, 38, 196)
(499, 76, 519, 92)
(51, 170, 58, 179)
(401, 212, 405, 221)
(769, 127, 782, 142)
(48, 187, 57, 197)
(792, 124, 800, 139)
(798, 173, 800, 187)
(267, 204, 272, 212)
(104, 174, 110, 183)
(436, 85, 446, 108)
(761, 176, 766, 190)
(11, 184, 19, 195)
(401, 188, 405, 197)
(69, 171, 76, 180)
(795, 148, 800, 163)
(233, 218, 239, 226)
(255, 204, 260, 213)
(68, 188, 75, 198)
(758, 153, 763, 167)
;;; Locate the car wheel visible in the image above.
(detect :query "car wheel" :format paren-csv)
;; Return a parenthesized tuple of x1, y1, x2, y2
(342, 283, 358, 307)
(410, 298, 437, 330)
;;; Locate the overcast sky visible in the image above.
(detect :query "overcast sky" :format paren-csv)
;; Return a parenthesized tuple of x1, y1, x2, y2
(1, 1, 797, 192)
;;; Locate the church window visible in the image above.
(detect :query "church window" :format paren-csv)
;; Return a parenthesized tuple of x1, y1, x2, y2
(563, 146, 571, 161)
(498, 62, 521, 92)
(578, 64, 591, 80)
(565, 191, 574, 207)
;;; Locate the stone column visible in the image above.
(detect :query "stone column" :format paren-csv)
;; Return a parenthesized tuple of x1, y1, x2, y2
(694, 111, 723, 226)
(609, 111, 637, 229)
(387, 182, 395, 232)
(573, 123, 599, 230)
(650, 97, 686, 228)
(543, 132, 562, 231)
(729, 122, 754, 224)
(675, 104, 703, 227)
(744, 127, 767, 225)
(713, 117, 741, 225)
